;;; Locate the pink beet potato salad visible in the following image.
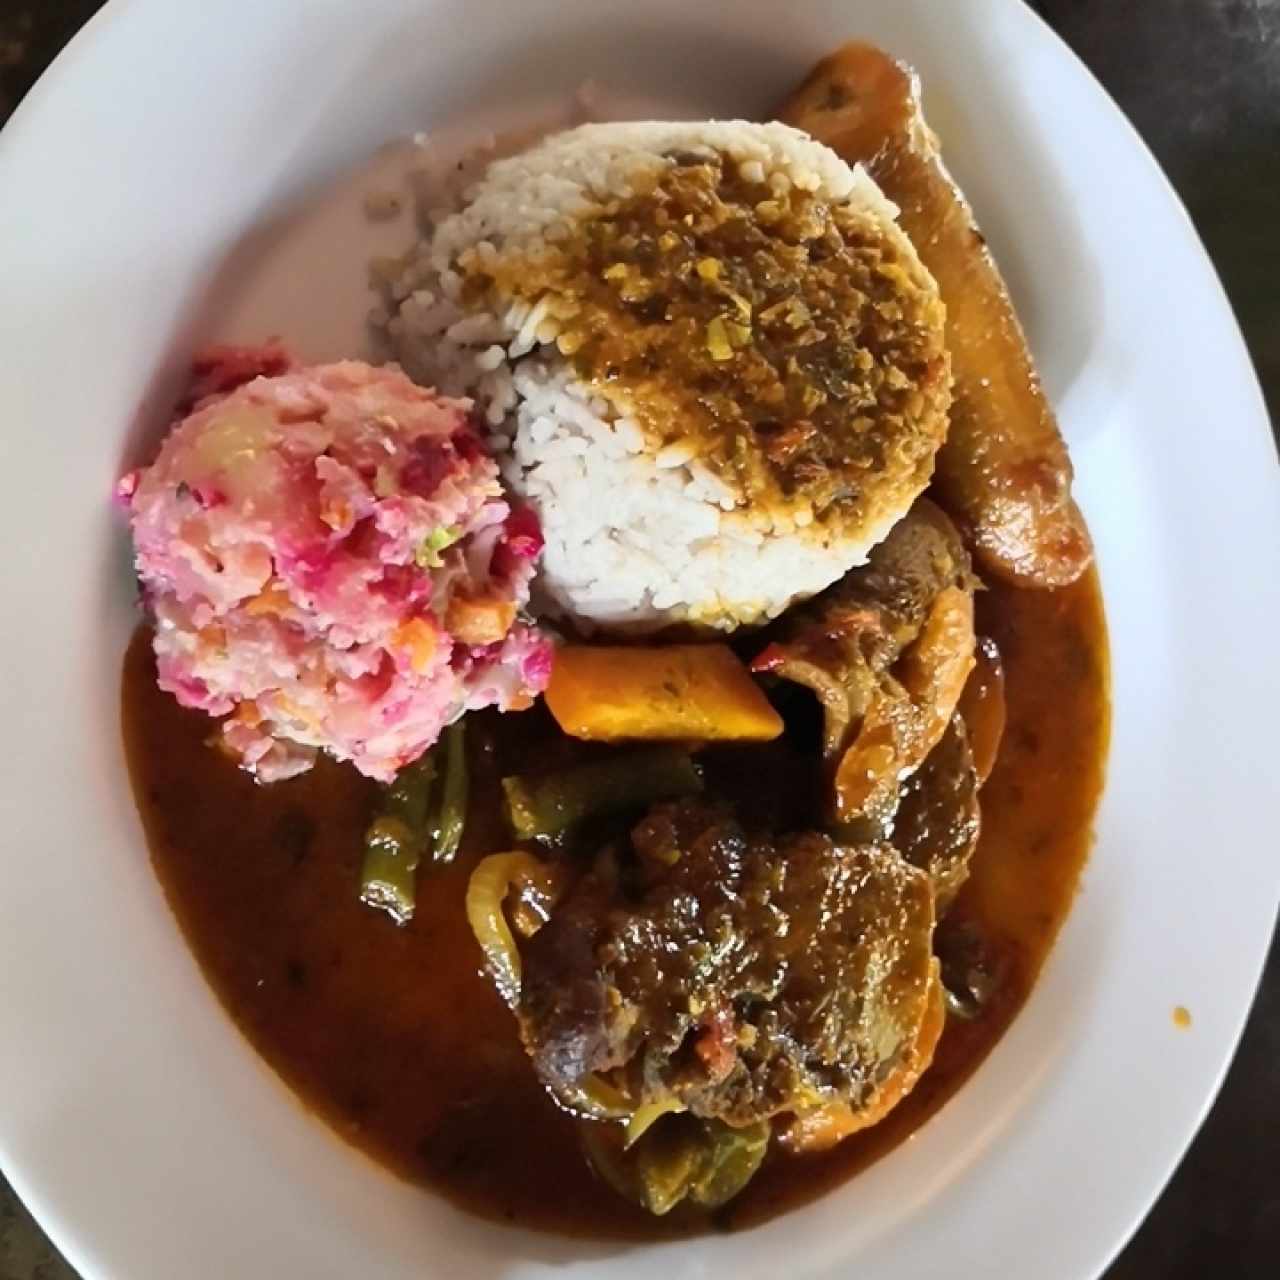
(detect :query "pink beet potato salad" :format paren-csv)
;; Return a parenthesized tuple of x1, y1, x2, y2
(120, 349, 550, 783)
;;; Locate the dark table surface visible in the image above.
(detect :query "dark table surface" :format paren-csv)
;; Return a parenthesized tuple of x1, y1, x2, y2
(1, 2, 1276, 1277)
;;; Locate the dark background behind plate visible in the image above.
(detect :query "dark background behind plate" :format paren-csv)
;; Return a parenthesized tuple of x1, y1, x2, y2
(1, 1, 1276, 1276)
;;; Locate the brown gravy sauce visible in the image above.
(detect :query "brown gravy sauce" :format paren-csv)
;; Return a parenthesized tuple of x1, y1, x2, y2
(470, 154, 947, 533)
(122, 568, 1107, 1239)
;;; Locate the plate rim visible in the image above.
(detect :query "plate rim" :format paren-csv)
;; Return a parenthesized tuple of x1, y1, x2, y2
(0, 1, 1277, 1278)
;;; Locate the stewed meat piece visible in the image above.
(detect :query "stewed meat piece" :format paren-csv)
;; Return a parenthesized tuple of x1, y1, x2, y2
(753, 498, 977, 822)
(893, 713, 980, 912)
(517, 800, 935, 1128)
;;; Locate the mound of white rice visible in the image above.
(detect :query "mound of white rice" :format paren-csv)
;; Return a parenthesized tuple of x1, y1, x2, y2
(379, 121, 948, 633)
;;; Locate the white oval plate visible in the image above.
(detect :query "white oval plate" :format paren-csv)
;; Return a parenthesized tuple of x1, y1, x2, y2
(1, 2, 1277, 1278)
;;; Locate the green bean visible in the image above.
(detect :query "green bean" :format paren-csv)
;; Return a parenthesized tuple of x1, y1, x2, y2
(432, 721, 468, 864)
(386, 752, 435, 828)
(502, 747, 703, 841)
(359, 753, 435, 924)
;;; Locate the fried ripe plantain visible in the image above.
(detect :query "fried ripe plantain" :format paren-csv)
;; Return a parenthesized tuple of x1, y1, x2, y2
(778, 42, 1092, 589)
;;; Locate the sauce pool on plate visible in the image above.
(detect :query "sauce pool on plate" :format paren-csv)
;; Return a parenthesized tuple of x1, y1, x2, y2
(121, 568, 1108, 1238)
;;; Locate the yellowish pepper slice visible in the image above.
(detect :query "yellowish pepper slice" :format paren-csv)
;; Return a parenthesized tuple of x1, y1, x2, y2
(545, 644, 783, 743)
